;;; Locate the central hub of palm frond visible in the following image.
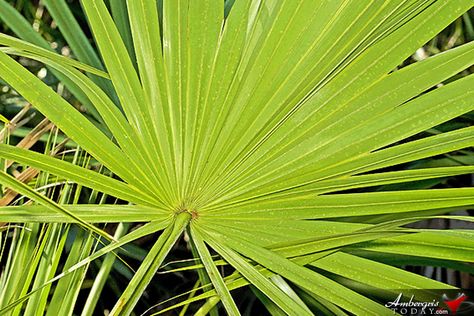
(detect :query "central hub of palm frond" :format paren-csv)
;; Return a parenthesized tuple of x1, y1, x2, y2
(0, 0, 472, 315)
(175, 208, 199, 220)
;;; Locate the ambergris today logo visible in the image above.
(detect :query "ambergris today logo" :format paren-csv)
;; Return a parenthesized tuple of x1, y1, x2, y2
(384, 290, 474, 315)
(385, 293, 440, 315)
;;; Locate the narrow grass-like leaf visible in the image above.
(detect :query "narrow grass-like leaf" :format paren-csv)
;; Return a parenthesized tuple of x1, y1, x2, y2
(200, 227, 392, 315)
(161, 0, 188, 195)
(362, 232, 474, 262)
(213, 41, 474, 201)
(0, 50, 154, 194)
(42, 0, 116, 98)
(0, 204, 169, 223)
(190, 226, 240, 316)
(181, 0, 223, 199)
(0, 170, 112, 240)
(46, 230, 94, 316)
(205, 188, 474, 219)
(206, 166, 474, 210)
(205, 233, 313, 316)
(0, 0, 103, 121)
(311, 252, 453, 291)
(109, 213, 190, 316)
(0, 144, 157, 205)
(126, 0, 176, 200)
(0, 34, 109, 78)
(0, 218, 171, 314)
(28, 57, 172, 203)
(82, 223, 129, 316)
(81, 0, 166, 195)
(197, 0, 473, 204)
(109, 0, 136, 64)
(212, 74, 474, 203)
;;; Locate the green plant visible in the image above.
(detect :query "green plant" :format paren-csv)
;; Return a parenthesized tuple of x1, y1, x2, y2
(0, 0, 473, 315)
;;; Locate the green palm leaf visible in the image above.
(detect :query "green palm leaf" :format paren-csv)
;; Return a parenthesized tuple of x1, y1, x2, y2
(0, 0, 473, 315)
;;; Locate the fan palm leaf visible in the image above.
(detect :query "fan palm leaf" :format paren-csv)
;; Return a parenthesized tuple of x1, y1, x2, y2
(0, 0, 473, 315)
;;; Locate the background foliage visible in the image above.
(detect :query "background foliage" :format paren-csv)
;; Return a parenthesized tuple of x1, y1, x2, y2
(0, 1, 473, 315)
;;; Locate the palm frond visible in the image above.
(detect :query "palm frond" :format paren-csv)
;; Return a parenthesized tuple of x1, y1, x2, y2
(0, 0, 473, 315)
